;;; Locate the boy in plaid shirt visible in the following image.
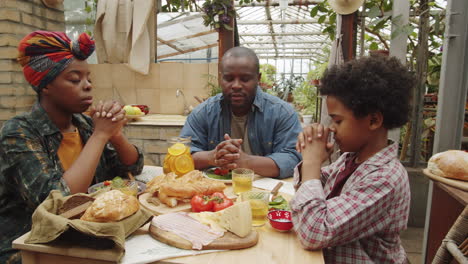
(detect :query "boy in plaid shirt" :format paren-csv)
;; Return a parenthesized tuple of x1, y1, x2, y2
(291, 56, 415, 263)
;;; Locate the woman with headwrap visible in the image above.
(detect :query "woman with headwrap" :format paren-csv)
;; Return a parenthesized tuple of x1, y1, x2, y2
(0, 31, 144, 264)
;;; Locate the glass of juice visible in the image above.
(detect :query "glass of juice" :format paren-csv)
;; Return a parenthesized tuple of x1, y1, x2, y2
(232, 168, 254, 195)
(241, 191, 269, 227)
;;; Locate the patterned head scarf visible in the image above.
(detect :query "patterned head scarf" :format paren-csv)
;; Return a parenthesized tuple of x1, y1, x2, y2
(17, 31, 95, 93)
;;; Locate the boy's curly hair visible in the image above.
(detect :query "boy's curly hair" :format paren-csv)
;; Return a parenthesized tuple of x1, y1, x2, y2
(320, 56, 415, 129)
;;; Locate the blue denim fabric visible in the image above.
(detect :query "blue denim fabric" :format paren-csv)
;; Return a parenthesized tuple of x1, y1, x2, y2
(180, 87, 302, 178)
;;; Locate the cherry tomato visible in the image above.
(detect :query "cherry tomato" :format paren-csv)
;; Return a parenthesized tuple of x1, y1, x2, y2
(190, 195, 214, 212)
(213, 168, 229, 175)
(218, 168, 229, 175)
(212, 192, 234, 212)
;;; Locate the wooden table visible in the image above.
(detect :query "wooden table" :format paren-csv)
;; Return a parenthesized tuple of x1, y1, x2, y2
(13, 177, 324, 264)
(424, 181, 468, 263)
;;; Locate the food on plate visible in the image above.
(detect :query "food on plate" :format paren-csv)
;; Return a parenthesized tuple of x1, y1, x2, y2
(145, 170, 226, 207)
(95, 176, 140, 196)
(214, 168, 229, 176)
(188, 201, 252, 238)
(268, 195, 289, 211)
(152, 212, 224, 250)
(190, 192, 234, 212)
(58, 194, 95, 219)
(163, 143, 194, 176)
(427, 150, 468, 181)
(80, 190, 140, 222)
(123, 105, 143, 116)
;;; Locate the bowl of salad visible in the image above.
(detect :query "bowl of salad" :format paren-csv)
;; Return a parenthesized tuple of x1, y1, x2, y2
(88, 177, 146, 196)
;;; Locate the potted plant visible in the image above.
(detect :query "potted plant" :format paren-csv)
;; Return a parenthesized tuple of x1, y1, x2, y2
(259, 64, 276, 90)
(273, 74, 304, 102)
(293, 76, 319, 124)
(308, 61, 328, 85)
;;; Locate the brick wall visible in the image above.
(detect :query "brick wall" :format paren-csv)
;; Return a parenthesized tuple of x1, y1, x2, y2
(123, 124, 182, 166)
(0, 0, 65, 127)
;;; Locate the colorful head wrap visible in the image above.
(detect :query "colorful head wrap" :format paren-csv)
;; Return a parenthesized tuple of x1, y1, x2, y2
(17, 31, 95, 93)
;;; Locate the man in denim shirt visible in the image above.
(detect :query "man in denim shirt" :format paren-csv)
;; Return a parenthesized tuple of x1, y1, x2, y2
(180, 47, 302, 178)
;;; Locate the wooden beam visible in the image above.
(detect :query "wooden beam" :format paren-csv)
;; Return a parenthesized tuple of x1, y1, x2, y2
(242, 40, 327, 44)
(157, 37, 184, 53)
(264, 4, 278, 57)
(237, 19, 318, 25)
(218, 0, 235, 66)
(258, 56, 316, 59)
(157, 30, 217, 46)
(255, 51, 322, 55)
(235, 0, 321, 7)
(241, 31, 323, 36)
(341, 13, 356, 61)
(252, 46, 324, 50)
(157, 43, 218, 59)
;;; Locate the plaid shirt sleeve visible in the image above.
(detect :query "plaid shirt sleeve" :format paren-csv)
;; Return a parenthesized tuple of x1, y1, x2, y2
(290, 165, 401, 250)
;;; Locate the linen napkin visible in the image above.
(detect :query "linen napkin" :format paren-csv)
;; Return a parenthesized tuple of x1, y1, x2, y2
(25, 190, 153, 260)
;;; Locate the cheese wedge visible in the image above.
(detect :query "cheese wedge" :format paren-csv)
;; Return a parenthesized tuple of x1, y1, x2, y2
(189, 201, 252, 238)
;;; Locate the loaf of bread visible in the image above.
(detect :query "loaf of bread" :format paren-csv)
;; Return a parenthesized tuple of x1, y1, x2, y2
(58, 195, 95, 219)
(59, 195, 94, 215)
(80, 190, 140, 222)
(427, 150, 468, 181)
(159, 170, 226, 199)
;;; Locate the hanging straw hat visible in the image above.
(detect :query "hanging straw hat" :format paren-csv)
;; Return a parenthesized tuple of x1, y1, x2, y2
(328, 0, 364, 15)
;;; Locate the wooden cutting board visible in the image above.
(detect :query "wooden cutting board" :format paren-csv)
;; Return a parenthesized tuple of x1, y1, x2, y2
(149, 224, 258, 250)
(139, 187, 237, 216)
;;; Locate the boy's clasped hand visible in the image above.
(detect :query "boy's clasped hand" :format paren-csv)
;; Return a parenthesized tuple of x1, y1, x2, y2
(296, 123, 335, 165)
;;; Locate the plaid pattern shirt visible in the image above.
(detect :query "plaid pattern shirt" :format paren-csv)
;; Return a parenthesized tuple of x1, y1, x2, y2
(290, 142, 410, 263)
(0, 103, 144, 264)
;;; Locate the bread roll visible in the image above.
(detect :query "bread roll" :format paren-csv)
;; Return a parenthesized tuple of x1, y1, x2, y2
(81, 190, 140, 222)
(427, 150, 468, 181)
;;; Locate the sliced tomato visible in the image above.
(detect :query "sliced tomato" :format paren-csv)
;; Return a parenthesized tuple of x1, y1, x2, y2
(211, 192, 234, 212)
(190, 195, 214, 212)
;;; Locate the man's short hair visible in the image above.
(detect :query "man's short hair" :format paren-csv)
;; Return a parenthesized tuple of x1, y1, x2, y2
(221, 47, 260, 73)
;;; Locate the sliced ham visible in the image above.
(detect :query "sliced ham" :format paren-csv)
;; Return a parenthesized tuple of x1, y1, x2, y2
(152, 212, 224, 250)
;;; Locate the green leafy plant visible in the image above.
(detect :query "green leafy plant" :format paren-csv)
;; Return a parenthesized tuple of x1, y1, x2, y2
(293, 69, 321, 120)
(259, 64, 276, 90)
(84, 0, 97, 36)
(309, 61, 328, 81)
(203, 73, 222, 97)
(309, 0, 445, 93)
(201, 0, 236, 30)
(201, 0, 261, 30)
(273, 74, 304, 102)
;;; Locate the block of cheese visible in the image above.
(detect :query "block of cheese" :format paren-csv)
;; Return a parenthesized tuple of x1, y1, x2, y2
(189, 201, 252, 238)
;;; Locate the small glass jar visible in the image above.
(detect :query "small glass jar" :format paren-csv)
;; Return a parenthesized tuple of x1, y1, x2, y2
(163, 136, 194, 176)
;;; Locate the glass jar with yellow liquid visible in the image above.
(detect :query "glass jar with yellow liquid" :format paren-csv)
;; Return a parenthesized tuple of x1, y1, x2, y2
(163, 136, 195, 176)
(241, 191, 270, 226)
(232, 168, 254, 195)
